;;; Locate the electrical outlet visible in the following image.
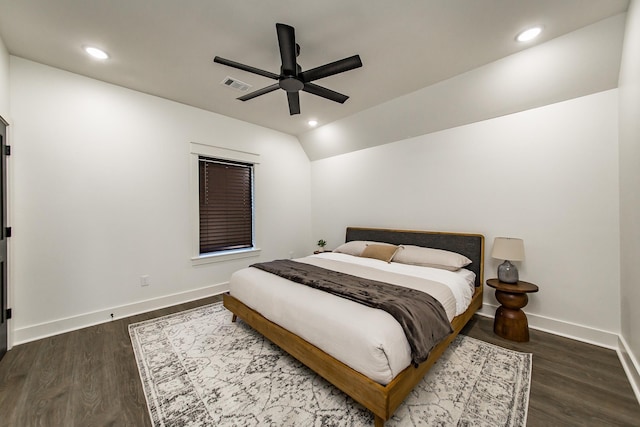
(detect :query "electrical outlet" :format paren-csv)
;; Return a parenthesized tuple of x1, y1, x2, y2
(140, 275, 150, 287)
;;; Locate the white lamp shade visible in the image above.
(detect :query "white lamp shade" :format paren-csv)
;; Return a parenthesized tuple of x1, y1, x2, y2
(491, 237, 525, 261)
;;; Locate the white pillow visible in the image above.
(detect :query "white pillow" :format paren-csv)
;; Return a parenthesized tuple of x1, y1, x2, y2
(393, 245, 472, 271)
(333, 240, 394, 257)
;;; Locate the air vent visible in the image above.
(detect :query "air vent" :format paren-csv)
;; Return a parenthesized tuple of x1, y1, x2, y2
(221, 76, 252, 92)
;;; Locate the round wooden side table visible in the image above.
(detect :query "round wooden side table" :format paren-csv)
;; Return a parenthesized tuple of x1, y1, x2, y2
(486, 278, 539, 342)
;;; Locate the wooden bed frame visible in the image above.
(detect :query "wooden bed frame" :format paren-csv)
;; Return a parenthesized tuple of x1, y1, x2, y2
(223, 227, 484, 426)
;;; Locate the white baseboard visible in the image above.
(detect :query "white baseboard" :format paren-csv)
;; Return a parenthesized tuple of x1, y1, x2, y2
(477, 303, 619, 349)
(12, 282, 229, 345)
(478, 303, 640, 405)
(617, 335, 640, 404)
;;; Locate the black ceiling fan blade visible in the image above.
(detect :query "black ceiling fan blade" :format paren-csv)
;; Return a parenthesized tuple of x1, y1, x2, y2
(302, 83, 349, 104)
(214, 56, 280, 80)
(276, 23, 298, 76)
(287, 91, 300, 115)
(237, 83, 280, 101)
(300, 55, 362, 83)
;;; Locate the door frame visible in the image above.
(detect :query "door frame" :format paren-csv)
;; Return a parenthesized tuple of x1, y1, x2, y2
(0, 114, 10, 357)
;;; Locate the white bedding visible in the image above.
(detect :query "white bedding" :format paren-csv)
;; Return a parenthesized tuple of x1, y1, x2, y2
(229, 252, 476, 385)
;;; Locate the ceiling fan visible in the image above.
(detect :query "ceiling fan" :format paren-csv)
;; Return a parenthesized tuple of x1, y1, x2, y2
(213, 23, 363, 116)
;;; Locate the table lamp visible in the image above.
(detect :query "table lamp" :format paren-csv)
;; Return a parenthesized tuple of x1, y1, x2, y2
(491, 237, 525, 283)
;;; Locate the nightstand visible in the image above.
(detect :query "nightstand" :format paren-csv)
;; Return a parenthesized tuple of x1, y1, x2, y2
(486, 278, 539, 342)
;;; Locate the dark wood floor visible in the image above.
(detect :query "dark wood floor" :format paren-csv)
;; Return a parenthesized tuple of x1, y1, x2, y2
(0, 296, 638, 426)
(461, 316, 640, 426)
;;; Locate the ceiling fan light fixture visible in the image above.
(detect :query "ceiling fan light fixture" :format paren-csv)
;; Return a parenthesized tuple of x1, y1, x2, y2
(84, 46, 109, 60)
(516, 26, 542, 42)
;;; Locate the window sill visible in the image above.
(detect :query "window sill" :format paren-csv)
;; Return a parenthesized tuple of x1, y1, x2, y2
(191, 248, 261, 266)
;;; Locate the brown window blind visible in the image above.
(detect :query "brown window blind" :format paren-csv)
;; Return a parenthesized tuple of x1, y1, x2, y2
(199, 157, 253, 254)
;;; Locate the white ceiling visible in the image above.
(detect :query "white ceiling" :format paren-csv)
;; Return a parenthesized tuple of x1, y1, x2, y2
(0, 0, 629, 136)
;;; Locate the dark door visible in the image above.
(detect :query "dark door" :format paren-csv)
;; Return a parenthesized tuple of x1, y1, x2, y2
(0, 117, 7, 360)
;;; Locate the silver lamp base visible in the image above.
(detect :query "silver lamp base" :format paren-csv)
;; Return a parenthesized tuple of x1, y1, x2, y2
(497, 260, 519, 283)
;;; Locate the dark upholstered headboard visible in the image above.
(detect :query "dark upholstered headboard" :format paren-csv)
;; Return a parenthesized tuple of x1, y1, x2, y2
(345, 227, 484, 287)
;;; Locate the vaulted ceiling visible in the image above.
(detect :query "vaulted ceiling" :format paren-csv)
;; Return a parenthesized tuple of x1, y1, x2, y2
(0, 0, 629, 136)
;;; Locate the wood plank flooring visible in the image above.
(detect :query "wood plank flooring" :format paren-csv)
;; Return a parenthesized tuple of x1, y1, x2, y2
(0, 296, 638, 426)
(461, 315, 640, 426)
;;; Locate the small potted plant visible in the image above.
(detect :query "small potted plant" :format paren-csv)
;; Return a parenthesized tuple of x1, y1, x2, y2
(317, 239, 327, 252)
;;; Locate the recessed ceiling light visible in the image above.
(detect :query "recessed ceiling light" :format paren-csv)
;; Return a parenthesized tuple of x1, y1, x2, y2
(308, 120, 318, 127)
(516, 26, 542, 42)
(84, 46, 109, 60)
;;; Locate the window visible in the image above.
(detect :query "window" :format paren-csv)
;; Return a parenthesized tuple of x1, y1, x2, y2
(198, 157, 253, 254)
(190, 142, 260, 264)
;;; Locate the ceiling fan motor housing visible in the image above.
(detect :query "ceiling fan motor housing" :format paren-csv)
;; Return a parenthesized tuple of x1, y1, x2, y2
(280, 76, 304, 92)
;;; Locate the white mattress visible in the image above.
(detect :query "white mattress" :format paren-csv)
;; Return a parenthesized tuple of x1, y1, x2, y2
(229, 252, 475, 385)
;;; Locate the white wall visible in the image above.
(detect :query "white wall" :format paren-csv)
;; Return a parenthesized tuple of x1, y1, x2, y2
(311, 90, 620, 344)
(0, 34, 9, 117)
(618, 0, 640, 398)
(9, 57, 312, 343)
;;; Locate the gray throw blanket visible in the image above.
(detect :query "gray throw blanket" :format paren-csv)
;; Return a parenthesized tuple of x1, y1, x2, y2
(250, 259, 453, 366)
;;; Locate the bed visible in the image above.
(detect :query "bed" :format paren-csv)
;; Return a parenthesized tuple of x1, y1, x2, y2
(223, 227, 484, 426)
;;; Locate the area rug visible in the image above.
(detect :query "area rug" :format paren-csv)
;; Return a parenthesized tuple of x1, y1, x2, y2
(129, 302, 531, 426)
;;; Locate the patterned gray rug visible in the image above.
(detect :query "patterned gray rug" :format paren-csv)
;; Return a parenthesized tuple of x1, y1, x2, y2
(129, 302, 531, 426)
